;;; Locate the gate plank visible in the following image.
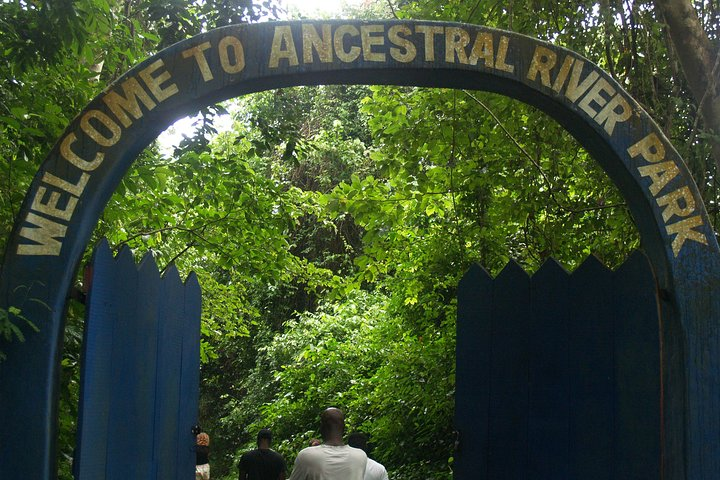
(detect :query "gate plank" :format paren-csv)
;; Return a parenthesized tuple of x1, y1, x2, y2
(568, 256, 614, 480)
(454, 264, 493, 478)
(104, 246, 140, 480)
(613, 251, 660, 479)
(126, 253, 161, 477)
(153, 264, 185, 479)
(177, 271, 202, 477)
(528, 259, 570, 479)
(488, 261, 531, 479)
(75, 241, 116, 479)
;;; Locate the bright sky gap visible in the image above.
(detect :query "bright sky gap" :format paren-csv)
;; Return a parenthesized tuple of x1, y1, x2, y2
(158, 0, 363, 151)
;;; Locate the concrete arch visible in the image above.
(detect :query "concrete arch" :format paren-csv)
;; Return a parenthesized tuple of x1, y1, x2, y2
(0, 20, 718, 478)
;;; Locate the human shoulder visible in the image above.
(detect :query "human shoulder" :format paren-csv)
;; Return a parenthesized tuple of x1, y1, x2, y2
(292, 445, 323, 474)
(366, 458, 388, 480)
(265, 448, 285, 460)
(344, 445, 367, 471)
(347, 445, 367, 459)
(240, 448, 255, 460)
(296, 445, 323, 459)
(239, 448, 259, 468)
(367, 458, 384, 469)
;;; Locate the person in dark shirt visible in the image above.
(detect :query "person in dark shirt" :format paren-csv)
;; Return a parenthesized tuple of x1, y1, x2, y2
(196, 432, 211, 480)
(238, 428, 287, 480)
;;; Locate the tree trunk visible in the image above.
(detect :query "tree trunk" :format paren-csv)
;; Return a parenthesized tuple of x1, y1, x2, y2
(654, 0, 720, 173)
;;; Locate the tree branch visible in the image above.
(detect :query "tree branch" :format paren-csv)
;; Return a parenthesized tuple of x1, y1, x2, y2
(568, 202, 627, 214)
(449, 91, 464, 250)
(160, 242, 196, 274)
(654, 0, 720, 170)
(462, 90, 565, 210)
(113, 212, 233, 251)
(113, 225, 185, 251)
(386, 0, 398, 19)
(691, 48, 720, 142)
(462, 90, 628, 216)
(465, 0, 483, 23)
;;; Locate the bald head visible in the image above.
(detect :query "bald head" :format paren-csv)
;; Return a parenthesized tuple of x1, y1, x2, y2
(319, 407, 345, 444)
(321, 407, 344, 426)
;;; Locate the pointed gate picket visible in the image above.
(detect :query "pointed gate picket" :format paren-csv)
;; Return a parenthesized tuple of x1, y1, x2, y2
(455, 251, 660, 479)
(74, 239, 201, 479)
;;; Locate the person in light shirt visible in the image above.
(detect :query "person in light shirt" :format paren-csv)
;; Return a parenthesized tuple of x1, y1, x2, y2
(347, 432, 389, 480)
(288, 407, 366, 480)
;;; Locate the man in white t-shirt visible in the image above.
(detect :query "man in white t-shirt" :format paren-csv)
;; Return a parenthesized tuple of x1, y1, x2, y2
(288, 407, 366, 480)
(347, 432, 389, 480)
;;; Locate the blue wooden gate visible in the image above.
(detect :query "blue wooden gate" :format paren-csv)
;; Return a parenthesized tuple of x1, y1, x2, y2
(73, 239, 201, 479)
(454, 251, 660, 479)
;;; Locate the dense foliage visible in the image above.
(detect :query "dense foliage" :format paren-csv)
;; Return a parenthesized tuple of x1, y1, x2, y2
(0, 1, 718, 479)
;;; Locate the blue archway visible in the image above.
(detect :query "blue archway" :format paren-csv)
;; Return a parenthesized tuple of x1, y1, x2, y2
(1, 20, 718, 478)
